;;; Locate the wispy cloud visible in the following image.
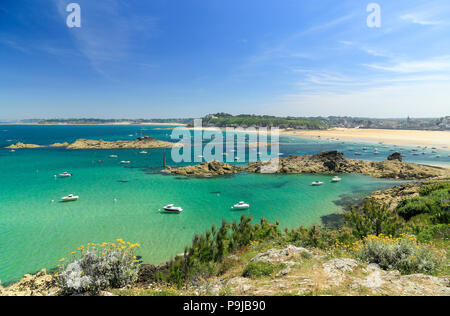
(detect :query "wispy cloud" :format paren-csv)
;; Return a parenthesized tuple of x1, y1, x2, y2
(52, 0, 159, 77)
(400, 14, 443, 26)
(366, 56, 450, 73)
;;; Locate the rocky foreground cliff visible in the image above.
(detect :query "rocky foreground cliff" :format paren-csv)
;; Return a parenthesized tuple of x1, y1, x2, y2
(165, 151, 449, 180)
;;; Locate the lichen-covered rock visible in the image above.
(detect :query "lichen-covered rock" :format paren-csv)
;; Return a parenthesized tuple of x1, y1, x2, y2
(251, 245, 311, 264)
(165, 161, 244, 177)
(0, 269, 58, 296)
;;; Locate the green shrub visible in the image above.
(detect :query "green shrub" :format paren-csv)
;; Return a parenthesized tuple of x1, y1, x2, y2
(346, 199, 404, 238)
(419, 182, 450, 196)
(353, 234, 443, 274)
(417, 224, 450, 243)
(242, 262, 284, 279)
(56, 240, 140, 295)
(396, 197, 436, 220)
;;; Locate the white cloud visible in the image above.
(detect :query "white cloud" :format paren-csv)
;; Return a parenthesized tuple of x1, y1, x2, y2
(366, 56, 450, 73)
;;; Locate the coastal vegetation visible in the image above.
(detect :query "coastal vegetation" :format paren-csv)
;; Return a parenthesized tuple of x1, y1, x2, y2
(55, 240, 141, 295)
(189, 113, 327, 129)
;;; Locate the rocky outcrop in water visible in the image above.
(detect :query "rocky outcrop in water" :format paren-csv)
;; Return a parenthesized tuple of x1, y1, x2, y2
(5, 138, 176, 150)
(66, 137, 174, 149)
(165, 161, 244, 177)
(166, 151, 448, 180)
(6, 142, 42, 149)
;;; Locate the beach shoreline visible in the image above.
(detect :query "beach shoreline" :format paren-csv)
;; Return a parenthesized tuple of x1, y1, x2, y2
(279, 128, 450, 149)
(187, 127, 450, 149)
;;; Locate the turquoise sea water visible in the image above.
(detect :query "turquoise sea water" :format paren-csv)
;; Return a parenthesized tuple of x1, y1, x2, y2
(0, 125, 448, 284)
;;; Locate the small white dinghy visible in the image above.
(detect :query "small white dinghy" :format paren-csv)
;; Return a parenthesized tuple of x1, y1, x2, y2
(120, 161, 131, 164)
(139, 151, 148, 154)
(162, 204, 183, 213)
(331, 176, 342, 183)
(232, 201, 250, 210)
(109, 155, 118, 158)
(58, 172, 73, 178)
(61, 194, 79, 202)
(311, 181, 324, 186)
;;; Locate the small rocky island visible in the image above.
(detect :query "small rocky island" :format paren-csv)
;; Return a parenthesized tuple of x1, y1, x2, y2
(165, 151, 449, 180)
(6, 137, 175, 150)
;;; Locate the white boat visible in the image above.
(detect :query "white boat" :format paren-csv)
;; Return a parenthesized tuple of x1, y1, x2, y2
(9, 150, 15, 153)
(331, 176, 342, 183)
(139, 151, 148, 154)
(232, 201, 250, 210)
(354, 152, 362, 156)
(109, 155, 118, 158)
(311, 181, 324, 186)
(162, 204, 183, 213)
(61, 194, 79, 202)
(120, 161, 131, 164)
(59, 172, 73, 177)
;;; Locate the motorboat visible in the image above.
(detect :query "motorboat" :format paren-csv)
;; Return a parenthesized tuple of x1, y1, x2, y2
(162, 204, 183, 213)
(59, 172, 73, 177)
(311, 181, 324, 186)
(331, 176, 342, 183)
(109, 155, 118, 158)
(139, 151, 148, 154)
(354, 152, 362, 156)
(120, 161, 131, 164)
(232, 201, 250, 210)
(9, 150, 15, 153)
(61, 194, 79, 202)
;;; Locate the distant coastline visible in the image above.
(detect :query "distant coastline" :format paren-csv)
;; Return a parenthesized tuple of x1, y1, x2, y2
(0, 122, 186, 126)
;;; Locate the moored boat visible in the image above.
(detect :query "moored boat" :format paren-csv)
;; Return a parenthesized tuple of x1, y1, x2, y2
(331, 176, 342, 183)
(311, 181, 324, 186)
(232, 201, 250, 210)
(162, 204, 183, 213)
(61, 194, 79, 202)
(58, 172, 72, 177)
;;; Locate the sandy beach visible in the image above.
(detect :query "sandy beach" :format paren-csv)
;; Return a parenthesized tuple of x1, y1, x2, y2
(188, 127, 450, 149)
(279, 128, 450, 149)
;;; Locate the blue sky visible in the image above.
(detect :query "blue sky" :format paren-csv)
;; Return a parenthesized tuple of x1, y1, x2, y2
(0, 0, 449, 119)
